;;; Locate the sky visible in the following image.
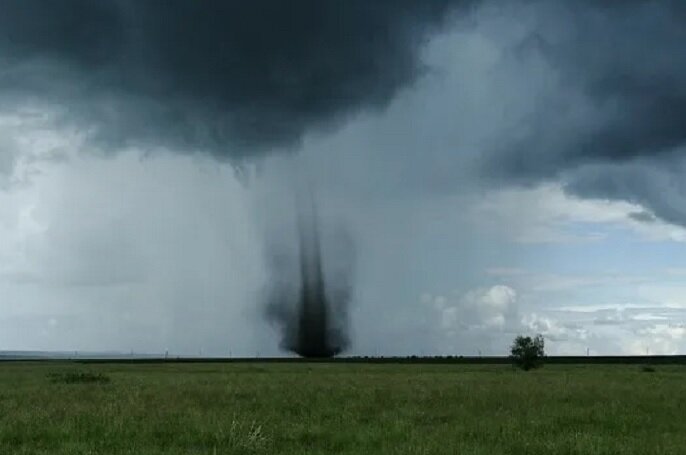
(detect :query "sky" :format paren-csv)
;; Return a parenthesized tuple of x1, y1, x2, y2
(1, 0, 686, 356)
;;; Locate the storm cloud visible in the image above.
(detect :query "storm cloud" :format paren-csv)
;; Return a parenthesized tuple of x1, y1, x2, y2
(451, 0, 686, 227)
(2, 1, 686, 356)
(479, 1, 686, 173)
(0, 0, 461, 158)
(4, 0, 684, 225)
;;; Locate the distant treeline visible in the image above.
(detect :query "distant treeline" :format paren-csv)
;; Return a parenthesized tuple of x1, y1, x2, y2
(2, 354, 686, 365)
(73, 355, 686, 365)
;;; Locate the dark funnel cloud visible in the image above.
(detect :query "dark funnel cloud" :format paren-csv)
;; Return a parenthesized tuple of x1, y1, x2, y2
(263, 187, 353, 358)
(0, 0, 462, 158)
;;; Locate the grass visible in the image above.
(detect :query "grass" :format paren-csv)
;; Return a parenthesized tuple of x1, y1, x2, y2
(46, 371, 112, 385)
(0, 362, 685, 454)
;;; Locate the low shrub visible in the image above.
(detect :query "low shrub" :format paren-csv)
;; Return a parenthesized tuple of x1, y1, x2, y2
(510, 334, 545, 371)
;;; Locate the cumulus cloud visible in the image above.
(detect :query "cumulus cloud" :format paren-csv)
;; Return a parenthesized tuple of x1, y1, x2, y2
(421, 285, 520, 353)
(422, 285, 593, 354)
(522, 313, 588, 343)
(423, 278, 686, 356)
(527, 300, 686, 355)
(630, 324, 686, 355)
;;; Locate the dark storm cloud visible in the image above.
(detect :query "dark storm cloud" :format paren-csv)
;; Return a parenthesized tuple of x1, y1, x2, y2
(486, 0, 686, 179)
(4, 0, 686, 226)
(0, 0, 462, 158)
(565, 160, 686, 227)
(475, 0, 686, 225)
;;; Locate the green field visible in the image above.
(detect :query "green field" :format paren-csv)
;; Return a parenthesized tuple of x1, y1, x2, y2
(0, 362, 684, 454)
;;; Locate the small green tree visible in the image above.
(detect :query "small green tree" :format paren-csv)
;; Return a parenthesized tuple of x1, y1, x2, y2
(510, 334, 545, 371)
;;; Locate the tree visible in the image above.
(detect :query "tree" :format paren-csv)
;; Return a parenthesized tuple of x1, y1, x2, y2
(510, 334, 545, 371)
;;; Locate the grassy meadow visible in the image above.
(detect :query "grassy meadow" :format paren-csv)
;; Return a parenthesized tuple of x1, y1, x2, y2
(0, 361, 684, 454)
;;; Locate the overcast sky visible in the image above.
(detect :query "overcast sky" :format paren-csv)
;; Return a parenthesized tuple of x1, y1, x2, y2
(1, 0, 686, 356)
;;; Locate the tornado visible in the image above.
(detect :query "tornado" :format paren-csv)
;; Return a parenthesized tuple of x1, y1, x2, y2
(263, 186, 352, 358)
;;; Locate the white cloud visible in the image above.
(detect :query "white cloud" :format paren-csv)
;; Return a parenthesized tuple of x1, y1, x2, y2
(473, 184, 686, 244)
(422, 277, 686, 356)
(557, 303, 654, 313)
(521, 313, 589, 343)
(532, 304, 686, 355)
(420, 285, 525, 355)
(636, 324, 686, 340)
(623, 324, 686, 356)
(430, 284, 519, 332)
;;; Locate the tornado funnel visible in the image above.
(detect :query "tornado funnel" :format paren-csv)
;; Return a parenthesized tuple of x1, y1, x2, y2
(263, 185, 352, 358)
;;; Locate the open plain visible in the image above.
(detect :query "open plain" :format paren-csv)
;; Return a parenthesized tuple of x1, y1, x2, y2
(0, 361, 685, 454)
